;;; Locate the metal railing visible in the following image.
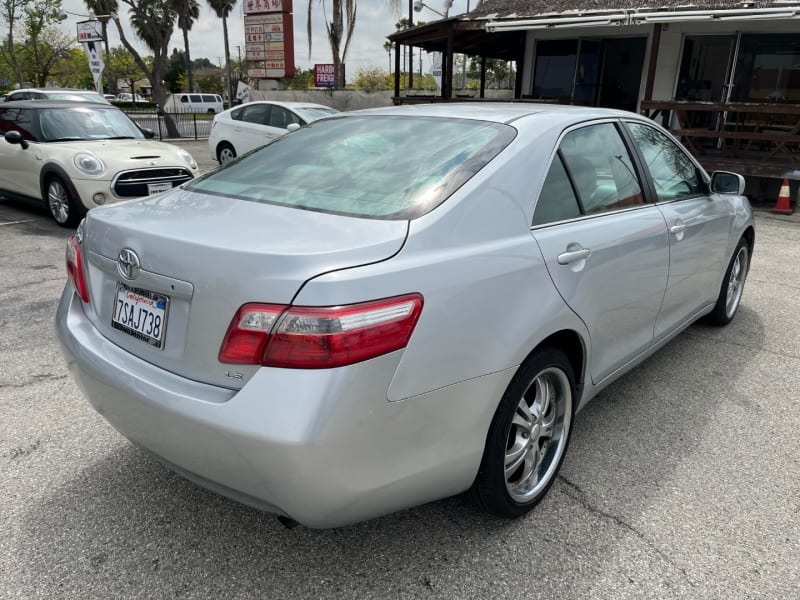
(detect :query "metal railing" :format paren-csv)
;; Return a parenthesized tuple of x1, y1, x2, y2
(123, 110, 216, 140)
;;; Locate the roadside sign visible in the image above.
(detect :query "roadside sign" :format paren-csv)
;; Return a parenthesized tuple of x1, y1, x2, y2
(314, 64, 336, 87)
(77, 20, 104, 43)
(244, 0, 295, 79)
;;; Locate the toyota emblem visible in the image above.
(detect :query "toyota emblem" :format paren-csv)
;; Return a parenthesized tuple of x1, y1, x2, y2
(117, 248, 141, 280)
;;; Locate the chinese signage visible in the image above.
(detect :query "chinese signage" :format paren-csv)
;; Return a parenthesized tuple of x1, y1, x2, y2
(244, 0, 295, 79)
(77, 20, 104, 43)
(314, 64, 336, 87)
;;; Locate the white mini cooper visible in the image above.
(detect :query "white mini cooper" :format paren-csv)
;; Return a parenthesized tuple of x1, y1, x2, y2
(0, 101, 199, 227)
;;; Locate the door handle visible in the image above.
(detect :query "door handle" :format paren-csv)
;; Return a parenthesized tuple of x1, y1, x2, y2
(557, 248, 591, 265)
(234, 127, 241, 132)
(670, 224, 687, 235)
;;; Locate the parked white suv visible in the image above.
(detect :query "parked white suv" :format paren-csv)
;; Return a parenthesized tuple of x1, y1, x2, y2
(208, 101, 338, 164)
(164, 93, 224, 114)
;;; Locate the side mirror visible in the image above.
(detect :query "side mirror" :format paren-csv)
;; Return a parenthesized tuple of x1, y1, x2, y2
(710, 171, 745, 195)
(286, 123, 301, 132)
(140, 127, 155, 139)
(4, 130, 29, 149)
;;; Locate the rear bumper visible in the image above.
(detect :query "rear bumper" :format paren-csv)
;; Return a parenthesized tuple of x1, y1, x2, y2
(56, 286, 513, 528)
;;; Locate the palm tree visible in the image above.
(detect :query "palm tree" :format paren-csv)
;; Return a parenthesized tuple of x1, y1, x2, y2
(207, 0, 236, 103)
(307, 0, 401, 88)
(173, 0, 200, 92)
(112, 0, 180, 136)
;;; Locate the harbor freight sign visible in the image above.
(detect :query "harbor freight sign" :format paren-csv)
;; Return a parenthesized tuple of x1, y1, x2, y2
(314, 64, 335, 87)
(244, 0, 295, 79)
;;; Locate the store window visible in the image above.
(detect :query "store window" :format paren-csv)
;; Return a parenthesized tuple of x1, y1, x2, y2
(733, 33, 800, 103)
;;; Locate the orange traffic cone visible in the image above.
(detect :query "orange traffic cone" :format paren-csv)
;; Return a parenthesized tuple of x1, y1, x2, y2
(771, 178, 793, 215)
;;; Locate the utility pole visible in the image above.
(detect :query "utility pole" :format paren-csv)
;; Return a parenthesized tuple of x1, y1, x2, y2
(408, 0, 413, 89)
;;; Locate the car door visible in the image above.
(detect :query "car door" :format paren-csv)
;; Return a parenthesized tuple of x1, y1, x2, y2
(624, 121, 734, 338)
(0, 107, 41, 199)
(531, 121, 670, 384)
(230, 103, 272, 154)
(266, 105, 302, 136)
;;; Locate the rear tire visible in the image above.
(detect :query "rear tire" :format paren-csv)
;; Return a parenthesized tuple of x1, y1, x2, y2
(473, 347, 575, 518)
(45, 176, 85, 228)
(217, 142, 236, 165)
(704, 238, 749, 326)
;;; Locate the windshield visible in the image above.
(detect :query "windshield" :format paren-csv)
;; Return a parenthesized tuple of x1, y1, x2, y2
(188, 115, 515, 219)
(294, 107, 338, 122)
(39, 107, 144, 141)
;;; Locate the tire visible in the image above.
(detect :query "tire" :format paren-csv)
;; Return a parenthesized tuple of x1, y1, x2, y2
(45, 176, 85, 228)
(473, 347, 575, 518)
(704, 238, 750, 326)
(217, 142, 236, 165)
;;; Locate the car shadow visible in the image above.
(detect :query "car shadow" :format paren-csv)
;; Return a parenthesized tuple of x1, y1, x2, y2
(16, 305, 765, 598)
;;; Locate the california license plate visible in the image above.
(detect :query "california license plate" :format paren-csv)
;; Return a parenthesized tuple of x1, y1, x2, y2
(147, 182, 172, 195)
(111, 283, 169, 348)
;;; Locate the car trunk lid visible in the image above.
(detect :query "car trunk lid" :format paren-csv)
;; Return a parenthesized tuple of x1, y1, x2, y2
(80, 187, 409, 389)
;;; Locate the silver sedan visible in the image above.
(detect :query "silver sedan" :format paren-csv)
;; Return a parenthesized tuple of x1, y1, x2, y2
(56, 103, 754, 528)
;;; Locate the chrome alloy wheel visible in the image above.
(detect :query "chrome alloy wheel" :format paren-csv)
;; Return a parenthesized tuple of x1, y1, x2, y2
(725, 246, 748, 319)
(504, 367, 572, 503)
(48, 180, 70, 224)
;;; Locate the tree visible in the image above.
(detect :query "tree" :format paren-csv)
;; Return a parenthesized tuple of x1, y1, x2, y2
(165, 47, 185, 92)
(207, 0, 235, 102)
(105, 45, 146, 97)
(280, 67, 313, 90)
(307, 0, 400, 88)
(173, 0, 198, 92)
(0, 0, 32, 85)
(354, 66, 387, 91)
(467, 57, 515, 90)
(21, 0, 71, 87)
(111, 0, 180, 136)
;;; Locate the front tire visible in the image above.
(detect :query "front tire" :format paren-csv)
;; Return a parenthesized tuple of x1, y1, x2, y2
(217, 142, 236, 165)
(473, 347, 575, 518)
(705, 238, 750, 326)
(45, 176, 85, 228)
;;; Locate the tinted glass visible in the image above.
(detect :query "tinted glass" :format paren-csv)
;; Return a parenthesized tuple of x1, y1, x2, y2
(532, 154, 582, 226)
(627, 122, 704, 201)
(189, 116, 516, 219)
(230, 107, 243, 120)
(202, 95, 216, 102)
(179, 95, 189, 103)
(560, 123, 644, 214)
(0, 108, 36, 139)
(241, 104, 268, 125)
(533, 40, 578, 101)
(189, 94, 202, 102)
(268, 106, 302, 129)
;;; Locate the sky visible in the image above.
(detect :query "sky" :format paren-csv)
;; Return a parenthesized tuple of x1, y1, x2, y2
(54, 0, 476, 79)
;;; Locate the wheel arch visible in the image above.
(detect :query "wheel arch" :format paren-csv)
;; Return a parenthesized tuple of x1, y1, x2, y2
(523, 329, 586, 393)
(39, 163, 81, 204)
(741, 225, 755, 266)
(216, 140, 235, 160)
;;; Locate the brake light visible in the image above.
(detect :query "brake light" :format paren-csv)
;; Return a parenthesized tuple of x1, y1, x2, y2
(65, 234, 90, 303)
(219, 294, 424, 369)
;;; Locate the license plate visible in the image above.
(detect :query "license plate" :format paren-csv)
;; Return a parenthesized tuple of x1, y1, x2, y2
(111, 283, 169, 348)
(147, 182, 172, 195)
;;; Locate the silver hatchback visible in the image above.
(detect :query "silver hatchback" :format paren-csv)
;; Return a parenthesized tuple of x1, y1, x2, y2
(57, 104, 754, 527)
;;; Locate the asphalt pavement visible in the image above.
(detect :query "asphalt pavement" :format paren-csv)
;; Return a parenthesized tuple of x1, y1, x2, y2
(1, 185, 799, 598)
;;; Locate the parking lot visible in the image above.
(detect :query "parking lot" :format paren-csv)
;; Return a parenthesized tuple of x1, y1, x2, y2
(1, 157, 799, 598)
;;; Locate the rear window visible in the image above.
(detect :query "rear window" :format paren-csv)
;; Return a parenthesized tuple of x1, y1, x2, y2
(188, 115, 516, 219)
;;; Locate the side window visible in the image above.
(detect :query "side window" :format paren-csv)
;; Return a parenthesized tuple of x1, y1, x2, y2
(241, 104, 269, 125)
(627, 122, 704, 201)
(179, 95, 188, 103)
(532, 154, 582, 226)
(230, 107, 243, 121)
(559, 123, 644, 214)
(201, 95, 215, 102)
(189, 94, 202, 103)
(268, 106, 301, 129)
(0, 108, 35, 140)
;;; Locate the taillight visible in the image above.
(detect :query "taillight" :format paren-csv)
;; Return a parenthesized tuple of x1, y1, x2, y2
(65, 234, 90, 303)
(219, 294, 423, 369)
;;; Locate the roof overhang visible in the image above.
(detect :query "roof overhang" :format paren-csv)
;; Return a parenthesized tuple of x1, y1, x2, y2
(486, 6, 800, 32)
